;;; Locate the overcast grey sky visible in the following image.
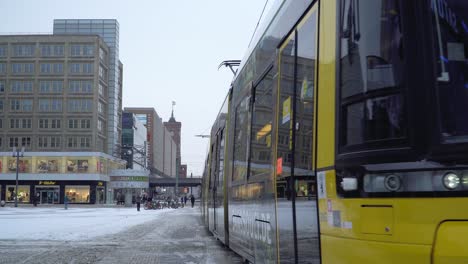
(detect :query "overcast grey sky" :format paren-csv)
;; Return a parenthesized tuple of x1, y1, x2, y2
(1, 0, 269, 176)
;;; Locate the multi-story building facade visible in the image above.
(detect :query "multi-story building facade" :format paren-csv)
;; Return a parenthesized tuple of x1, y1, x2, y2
(121, 112, 147, 170)
(124, 107, 176, 178)
(0, 34, 125, 205)
(53, 19, 122, 157)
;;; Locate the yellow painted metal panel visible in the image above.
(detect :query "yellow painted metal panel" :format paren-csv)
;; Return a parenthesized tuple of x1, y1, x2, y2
(316, 0, 337, 169)
(433, 221, 468, 264)
(321, 235, 431, 264)
(360, 206, 393, 235)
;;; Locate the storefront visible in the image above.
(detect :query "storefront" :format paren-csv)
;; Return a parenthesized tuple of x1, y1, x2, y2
(5, 185, 30, 203)
(35, 184, 60, 204)
(96, 182, 106, 204)
(109, 169, 149, 206)
(0, 181, 107, 204)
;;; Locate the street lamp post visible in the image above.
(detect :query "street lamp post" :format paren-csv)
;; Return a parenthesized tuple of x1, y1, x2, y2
(12, 146, 25, 208)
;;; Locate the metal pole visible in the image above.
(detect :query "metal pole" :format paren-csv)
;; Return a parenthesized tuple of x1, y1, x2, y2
(15, 149, 19, 208)
(175, 157, 179, 196)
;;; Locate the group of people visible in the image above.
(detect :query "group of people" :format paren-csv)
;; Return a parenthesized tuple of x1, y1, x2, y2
(135, 194, 196, 211)
(180, 195, 195, 208)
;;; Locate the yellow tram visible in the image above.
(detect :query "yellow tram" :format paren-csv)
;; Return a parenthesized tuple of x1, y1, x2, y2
(202, 0, 468, 263)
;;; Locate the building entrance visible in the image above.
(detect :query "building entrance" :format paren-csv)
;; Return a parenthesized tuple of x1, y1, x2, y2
(96, 187, 105, 204)
(36, 186, 59, 204)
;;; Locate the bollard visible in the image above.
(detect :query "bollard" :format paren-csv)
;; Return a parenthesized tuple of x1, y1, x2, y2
(64, 195, 68, 210)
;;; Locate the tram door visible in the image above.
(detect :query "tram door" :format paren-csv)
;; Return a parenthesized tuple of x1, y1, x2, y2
(275, 6, 320, 263)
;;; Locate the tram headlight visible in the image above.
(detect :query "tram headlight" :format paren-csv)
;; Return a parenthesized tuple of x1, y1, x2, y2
(384, 174, 402, 192)
(443, 172, 460, 190)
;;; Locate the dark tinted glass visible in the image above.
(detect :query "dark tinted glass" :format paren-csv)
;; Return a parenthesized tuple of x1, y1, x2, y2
(432, 0, 468, 142)
(250, 71, 273, 179)
(340, 0, 406, 147)
(232, 97, 250, 182)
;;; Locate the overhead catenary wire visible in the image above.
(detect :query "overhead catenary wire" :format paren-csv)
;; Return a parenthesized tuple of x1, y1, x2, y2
(248, 0, 270, 48)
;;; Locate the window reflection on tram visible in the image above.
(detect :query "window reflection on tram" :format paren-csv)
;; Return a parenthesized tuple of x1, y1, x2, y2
(277, 9, 319, 263)
(339, 0, 407, 150)
(431, 0, 468, 143)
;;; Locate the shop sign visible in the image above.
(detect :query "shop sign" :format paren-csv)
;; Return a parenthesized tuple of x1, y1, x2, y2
(97, 182, 104, 186)
(110, 176, 148, 182)
(39, 181, 57, 185)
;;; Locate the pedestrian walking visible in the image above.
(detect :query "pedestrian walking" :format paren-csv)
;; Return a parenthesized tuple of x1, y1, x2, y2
(136, 195, 141, 212)
(184, 196, 187, 205)
(33, 192, 38, 207)
(64, 195, 68, 210)
(190, 195, 195, 208)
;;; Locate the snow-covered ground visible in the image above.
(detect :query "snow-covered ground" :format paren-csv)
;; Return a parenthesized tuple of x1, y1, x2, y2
(0, 207, 166, 241)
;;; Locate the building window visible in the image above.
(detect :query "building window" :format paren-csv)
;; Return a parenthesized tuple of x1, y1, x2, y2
(98, 83, 104, 96)
(98, 102, 103, 113)
(80, 119, 91, 129)
(68, 99, 92, 112)
(24, 63, 34, 73)
(83, 45, 94, 56)
(50, 136, 61, 148)
(10, 99, 32, 112)
(53, 63, 63, 74)
(0, 100, 3, 112)
(0, 45, 7, 57)
(83, 63, 93, 74)
(8, 136, 31, 148)
(0, 63, 6, 74)
(68, 80, 93, 93)
(99, 47, 106, 61)
(38, 137, 49, 148)
(38, 99, 62, 112)
(80, 137, 90, 148)
(69, 63, 80, 74)
(51, 119, 61, 129)
(40, 63, 51, 73)
(68, 119, 78, 129)
(11, 63, 34, 74)
(39, 119, 49, 129)
(67, 137, 78, 148)
(40, 44, 64, 57)
(99, 65, 106, 79)
(37, 159, 60, 172)
(6, 185, 30, 203)
(97, 119, 102, 131)
(71, 45, 81, 57)
(0, 81, 4, 92)
(12, 44, 35, 57)
(10, 119, 32, 129)
(65, 186, 90, 203)
(0, 119, 2, 129)
(10, 81, 33, 93)
(10, 99, 20, 111)
(39, 80, 63, 93)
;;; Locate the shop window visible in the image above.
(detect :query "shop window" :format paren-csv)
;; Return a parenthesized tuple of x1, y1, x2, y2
(65, 186, 90, 203)
(37, 159, 60, 173)
(66, 159, 89, 173)
(6, 185, 30, 203)
(7, 158, 30, 173)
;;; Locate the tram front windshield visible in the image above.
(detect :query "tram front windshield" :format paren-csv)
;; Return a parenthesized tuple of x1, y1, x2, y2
(432, 0, 468, 143)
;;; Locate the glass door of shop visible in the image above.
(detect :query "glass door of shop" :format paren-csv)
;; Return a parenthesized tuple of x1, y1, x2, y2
(37, 187, 59, 204)
(96, 187, 105, 204)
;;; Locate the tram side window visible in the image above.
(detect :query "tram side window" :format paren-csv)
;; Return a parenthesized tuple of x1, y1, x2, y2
(339, 0, 407, 149)
(431, 0, 468, 142)
(233, 97, 250, 182)
(250, 71, 273, 179)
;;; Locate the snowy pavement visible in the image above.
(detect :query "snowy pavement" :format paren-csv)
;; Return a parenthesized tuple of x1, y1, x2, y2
(0, 206, 243, 264)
